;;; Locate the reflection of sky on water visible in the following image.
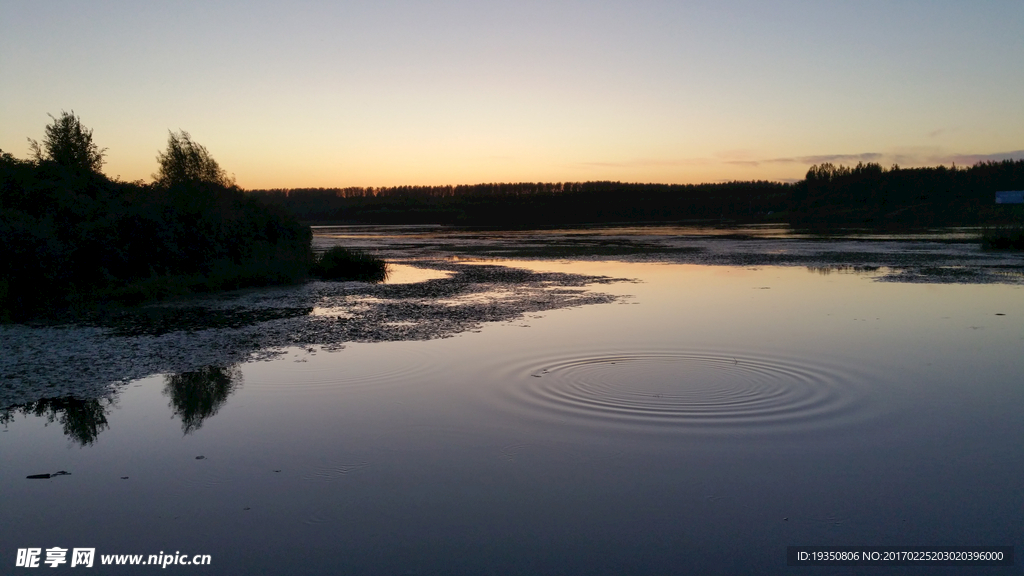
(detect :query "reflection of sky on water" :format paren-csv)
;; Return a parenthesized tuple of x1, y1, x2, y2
(315, 223, 989, 242)
(313, 225, 1024, 287)
(2, 256, 1022, 574)
(381, 263, 453, 284)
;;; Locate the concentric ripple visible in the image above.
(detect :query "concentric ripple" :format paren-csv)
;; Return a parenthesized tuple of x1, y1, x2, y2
(493, 351, 881, 434)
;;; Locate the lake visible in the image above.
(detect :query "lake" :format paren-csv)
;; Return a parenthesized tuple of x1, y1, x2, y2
(2, 224, 1022, 575)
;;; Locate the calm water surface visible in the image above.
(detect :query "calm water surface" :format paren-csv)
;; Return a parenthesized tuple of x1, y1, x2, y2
(2, 228, 1023, 575)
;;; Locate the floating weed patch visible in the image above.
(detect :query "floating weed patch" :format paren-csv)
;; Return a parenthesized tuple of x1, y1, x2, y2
(806, 265, 882, 276)
(105, 306, 313, 336)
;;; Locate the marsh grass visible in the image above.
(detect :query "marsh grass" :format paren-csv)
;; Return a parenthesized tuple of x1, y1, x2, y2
(312, 246, 389, 282)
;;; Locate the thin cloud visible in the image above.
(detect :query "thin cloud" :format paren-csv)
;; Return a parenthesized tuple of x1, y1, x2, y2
(578, 149, 1024, 174)
(723, 149, 1024, 168)
(578, 158, 714, 168)
(771, 149, 1024, 168)
(721, 152, 884, 168)
(792, 153, 885, 165)
(940, 150, 1024, 165)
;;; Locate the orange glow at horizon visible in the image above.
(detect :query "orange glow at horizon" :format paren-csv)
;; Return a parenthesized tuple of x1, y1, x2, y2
(2, 1, 1022, 190)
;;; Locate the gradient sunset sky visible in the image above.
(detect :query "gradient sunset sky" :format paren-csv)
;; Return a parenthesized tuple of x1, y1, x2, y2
(2, 0, 1022, 189)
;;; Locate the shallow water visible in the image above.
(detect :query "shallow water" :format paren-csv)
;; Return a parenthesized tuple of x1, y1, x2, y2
(2, 226, 1023, 575)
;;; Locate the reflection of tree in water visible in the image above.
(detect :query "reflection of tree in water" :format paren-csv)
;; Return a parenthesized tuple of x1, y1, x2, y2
(163, 365, 242, 434)
(1, 397, 112, 446)
(0, 365, 242, 442)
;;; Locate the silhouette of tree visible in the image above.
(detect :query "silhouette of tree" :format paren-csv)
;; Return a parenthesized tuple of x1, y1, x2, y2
(27, 111, 106, 173)
(153, 130, 233, 188)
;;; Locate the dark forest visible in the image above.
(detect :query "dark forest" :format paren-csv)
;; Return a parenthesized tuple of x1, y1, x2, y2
(248, 160, 1024, 227)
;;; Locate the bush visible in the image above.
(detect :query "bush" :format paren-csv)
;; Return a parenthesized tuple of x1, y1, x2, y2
(981, 225, 1024, 250)
(312, 246, 388, 282)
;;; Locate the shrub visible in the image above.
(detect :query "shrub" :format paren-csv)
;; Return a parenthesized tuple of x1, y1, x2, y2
(981, 225, 1024, 250)
(312, 246, 388, 282)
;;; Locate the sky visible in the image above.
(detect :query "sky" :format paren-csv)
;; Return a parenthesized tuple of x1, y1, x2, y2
(2, 0, 1023, 189)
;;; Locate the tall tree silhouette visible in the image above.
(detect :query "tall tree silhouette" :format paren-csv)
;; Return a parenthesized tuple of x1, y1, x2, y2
(27, 110, 106, 173)
(153, 130, 233, 188)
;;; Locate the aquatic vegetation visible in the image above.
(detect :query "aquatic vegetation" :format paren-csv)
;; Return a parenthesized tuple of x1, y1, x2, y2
(981, 225, 1024, 250)
(312, 246, 388, 282)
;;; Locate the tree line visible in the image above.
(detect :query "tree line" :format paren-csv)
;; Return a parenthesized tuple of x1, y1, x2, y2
(790, 160, 1024, 225)
(250, 180, 793, 225)
(247, 160, 1023, 227)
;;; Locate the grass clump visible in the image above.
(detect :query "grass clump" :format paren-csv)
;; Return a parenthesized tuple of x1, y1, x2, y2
(312, 247, 388, 282)
(981, 225, 1024, 250)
